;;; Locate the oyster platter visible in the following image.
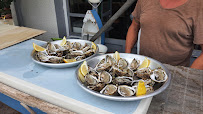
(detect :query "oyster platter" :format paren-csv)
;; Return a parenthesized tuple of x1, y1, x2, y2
(31, 38, 99, 68)
(76, 52, 171, 101)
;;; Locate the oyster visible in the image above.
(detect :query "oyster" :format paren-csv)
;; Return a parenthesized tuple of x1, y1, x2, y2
(118, 85, 135, 97)
(84, 49, 95, 57)
(36, 51, 49, 62)
(118, 58, 128, 69)
(131, 79, 143, 87)
(144, 79, 155, 86)
(98, 71, 112, 84)
(75, 55, 85, 61)
(89, 67, 99, 77)
(134, 68, 152, 80)
(126, 68, 134, 77)
(131, 79, 155, 87)
(47, 42, 57, 54)
(96, 59, 111, 72)
(85, 74, 98, 85)
(130, 58, 139, 71)
(114, 76, 133, 85)
(48, 56, 63, 63)
(82, 46, 91, 52)
(87, 83, 105, 92)
(112, 65, 128, 76)
(71, 42, 81, 50)
(100, 84, 117, 95)
(106, 55, 117, 66)
(70, 50, 83, 56)
(150, 69, 168, 82)
(145, 85, 154, 94)
(54, 44, 65, 52)
(35, 40, 96, 64)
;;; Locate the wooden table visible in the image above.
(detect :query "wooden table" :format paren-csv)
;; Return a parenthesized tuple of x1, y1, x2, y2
(0, 24, 45, 50)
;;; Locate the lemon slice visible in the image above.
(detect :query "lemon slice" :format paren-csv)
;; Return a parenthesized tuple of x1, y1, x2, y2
(113, 51, 120, 61)
(91, 42, 97, 50)
(60, 36, 67, 46)
(78, 69, 85, 83)
(138, 57, 150, 69)
(33, 43, 46, 51)
(80, 61, 89, 76)
(63, 58, 76, 63)
(136, 80, 146, 96)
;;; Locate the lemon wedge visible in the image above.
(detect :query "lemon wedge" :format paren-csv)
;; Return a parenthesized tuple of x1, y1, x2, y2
(91, 42, 97, 50)
(63, 59, 76, 63)
(80, 61, 89, 76)
(33, 43, 46, 51)
(113, 51, 120, 62)
(60, 36, 67, 46)
(136, 80, 146, 96)
(78, 69, 85, 83)
(138, 57, 150, 69)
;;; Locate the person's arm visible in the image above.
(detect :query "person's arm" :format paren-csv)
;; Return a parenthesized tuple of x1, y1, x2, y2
(190, 44, 203, 70)
(125, 18, 140, 53)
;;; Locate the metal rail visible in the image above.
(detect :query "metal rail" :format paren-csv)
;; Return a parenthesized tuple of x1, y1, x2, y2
(90, 0, 137, 42)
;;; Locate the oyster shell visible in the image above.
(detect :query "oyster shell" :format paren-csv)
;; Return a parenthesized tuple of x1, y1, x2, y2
(48, 56, 64, 63)
(71, 42, 81, 50)
(47, 42, 57, 54)
(87, 83, 105, 92)
(131, 79, 155, 87)
(89, 67, 99, 77)
(70, 50, 83, 56)
(145, 85, 154, 94)
(118, 58, 128, 69)
(36, 51, 49, 62)
(134, 67, 152, 80)
(100, 84, 117, 95)
(106, 55, 117, 66)
(150, 69, 168, 82)
(130, 58, 139, 71)
(84, 49, 95, 57)
(75, 55, 85, 61)
(118, 85, 135, 97)
(126, 68, 134, 77)
(98, 71, 112, 84)
(114, 76, 133, 85)
(85, 74, 98, 85)
(96, 59, 112, 72)
(82, 46, 91, 52)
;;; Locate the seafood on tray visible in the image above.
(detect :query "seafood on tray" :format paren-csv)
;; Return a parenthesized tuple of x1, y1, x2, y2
(78, 51, 168, 97)
(32, 37, 97, 64)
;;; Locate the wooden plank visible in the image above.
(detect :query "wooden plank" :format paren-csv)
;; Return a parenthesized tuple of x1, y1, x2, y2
(0, 24, 46, 50)
(0, 82, 74, 114)
(0, 25, 18, 33)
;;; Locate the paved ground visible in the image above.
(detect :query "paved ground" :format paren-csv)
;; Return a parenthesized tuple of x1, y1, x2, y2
(0, 101, 20, 114)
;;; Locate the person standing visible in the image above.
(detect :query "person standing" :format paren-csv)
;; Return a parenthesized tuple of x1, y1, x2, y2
(125, 0, 203, 70)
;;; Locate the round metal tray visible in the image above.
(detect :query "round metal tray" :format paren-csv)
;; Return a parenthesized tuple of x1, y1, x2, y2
(31, 39, 99, 68)
(76, 53, 171, 101)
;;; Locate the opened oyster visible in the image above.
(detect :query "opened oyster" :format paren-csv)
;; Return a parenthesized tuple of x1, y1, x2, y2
(118, 85, 135, 97)
(150, 69, 168, 82)
(78, 52, 168, 98)
(34, 40, 97, 64)
(100, 84, 118, 95)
